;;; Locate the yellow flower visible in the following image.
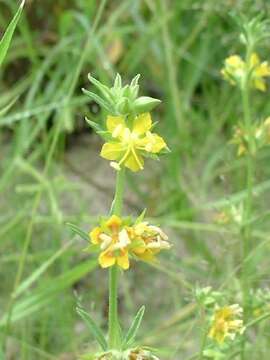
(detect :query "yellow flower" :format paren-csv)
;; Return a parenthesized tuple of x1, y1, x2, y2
(230, 125, 249, 156)
(128, 222, 171, 262)
(89, 216, 170, 269)
(221, 53, 270, 91)
(221, 55, 245, 86)
(100, 113, 167, 172)
(89, 215, 130, 269)
(208, 304, 245, 344)
(99, 243, 130, 270)
(250, 53, 270, 91)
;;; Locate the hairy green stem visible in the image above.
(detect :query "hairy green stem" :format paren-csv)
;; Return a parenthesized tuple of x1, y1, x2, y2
(240, 60, 254, 360)
(108, 169, 126, 349)
(199, 307, 208, 360)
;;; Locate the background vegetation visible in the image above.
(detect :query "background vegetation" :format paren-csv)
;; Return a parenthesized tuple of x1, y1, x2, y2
(1, 0, 270, 359)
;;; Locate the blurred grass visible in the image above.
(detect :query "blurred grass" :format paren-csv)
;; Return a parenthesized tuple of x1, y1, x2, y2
(1, 0, 270, 359)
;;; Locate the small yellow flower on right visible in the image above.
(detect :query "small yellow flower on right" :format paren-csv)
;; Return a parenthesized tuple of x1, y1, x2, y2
(208, 304, 245, 344)
(230, 117, 270, 156)
(221, 52, 270, 91)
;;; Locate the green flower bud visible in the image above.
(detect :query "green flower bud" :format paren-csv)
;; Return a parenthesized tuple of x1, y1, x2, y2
(116, 97, 131, 114)
(133, 96, 161, 113)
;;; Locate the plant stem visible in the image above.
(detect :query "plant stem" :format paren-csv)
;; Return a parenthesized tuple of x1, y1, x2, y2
(240, 66, 254, 360)
(199, 306, 207, 360)
(108, 169, 126, 349)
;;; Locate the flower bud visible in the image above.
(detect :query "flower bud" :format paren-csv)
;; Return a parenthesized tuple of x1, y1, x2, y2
(133, 96, 161, 113)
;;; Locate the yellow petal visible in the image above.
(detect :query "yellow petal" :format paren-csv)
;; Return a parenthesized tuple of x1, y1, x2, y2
(100, 142, 124, 160)
(132, 245, 146, 255)
(250, 52, 260, 67)
(146, 133, 166, 153)
(99, 250, 116, 268)
(136, 249, 155, 262)
(106, 115, 125, 133)
(225, 55, 244, 68)
(133, 113, 152, 135)
(90, 227, 101, 244)
(253, 78, 266, 92)
(106, 215, 122, 229)
(116, 250, 129, 270)
(124, 152, 144, 172)
(256, 62, 270, 77)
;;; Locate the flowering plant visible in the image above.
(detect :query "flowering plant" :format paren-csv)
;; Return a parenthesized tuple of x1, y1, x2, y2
(69, 74, 169, 359)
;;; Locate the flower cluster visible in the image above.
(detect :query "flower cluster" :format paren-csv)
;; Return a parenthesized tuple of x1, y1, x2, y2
(230, 117, 270, 156)
(208, 304, 245, 344)
(214, 203, 244, 226)
(84, 74, 168, 172)
(89, 215, 170, 270)
(89, 348, 160, 360)
(101, 113, 167, 172)
(221, 53, 270, 91)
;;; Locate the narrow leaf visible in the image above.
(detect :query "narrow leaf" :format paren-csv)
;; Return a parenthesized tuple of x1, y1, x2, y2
(88, 75, 114, 103)
(0, 0, 25, 67)
(82, 88, 111, 112)
(76, 306, 108, 351)
(130, 74, 141, 87)
(66, 222, 89, 242)
(85, 117, 103, 133)
(114, 73, 122, 88)
(122, 306, 145, 348)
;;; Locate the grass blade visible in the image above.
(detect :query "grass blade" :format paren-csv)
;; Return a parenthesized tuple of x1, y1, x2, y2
(0, 0, 25, 67)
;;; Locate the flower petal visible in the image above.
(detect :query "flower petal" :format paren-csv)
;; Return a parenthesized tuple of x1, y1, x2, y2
(100, 142, 124, 160)
(106, 115, 125, 133)
(124, 152, 144, 172)
(225, 55, 244, 68)
(145, 133, 167, 153)
(136, 249, 155, 262)
(116, 250, 130, 270)
(250, 52, 260, 67)
(99, 250, 116, 268)
(89, 227, 101, 244)
(133, 113, 152, 135)
(254, 78, 266, 92)
(256, 62, 270, 77)
(106, 215, 122, 230)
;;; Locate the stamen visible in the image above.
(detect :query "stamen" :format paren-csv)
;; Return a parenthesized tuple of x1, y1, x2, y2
(131, 146, 144, 170)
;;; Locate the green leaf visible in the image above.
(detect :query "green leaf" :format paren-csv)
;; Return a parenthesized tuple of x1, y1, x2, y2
(122, 305, 145, 349)
(66, 222, 89, 242)
(135, 209, 147, 224)
(85, 117, 104, 132)
(0, 0, 25, 67)
(88, 74, 114, 103)
(113, 73, 122, 89)
(76, 306, 108, 351)
(130, 74, 141, 87)
(82, 88, 111, 112)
